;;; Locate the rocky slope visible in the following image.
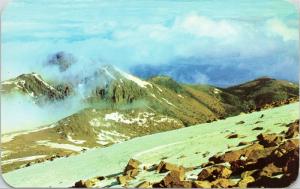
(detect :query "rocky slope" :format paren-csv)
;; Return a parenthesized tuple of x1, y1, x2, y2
(2, 102, 298, 188)
(0, 73, 71, 103)
(226, 77, 299, 109)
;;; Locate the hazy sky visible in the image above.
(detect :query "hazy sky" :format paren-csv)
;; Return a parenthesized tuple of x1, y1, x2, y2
(2, 0, 299, 82)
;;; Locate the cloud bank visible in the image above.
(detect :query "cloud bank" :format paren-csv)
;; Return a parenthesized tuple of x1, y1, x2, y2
(2, 0, 299, 81)
(1, 0, 299, 132)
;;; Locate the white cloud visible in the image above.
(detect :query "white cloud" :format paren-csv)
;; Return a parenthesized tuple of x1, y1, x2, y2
(267, 19, 298, 41)
(1, 0, 298, 82)
(176, 14, 239, 38)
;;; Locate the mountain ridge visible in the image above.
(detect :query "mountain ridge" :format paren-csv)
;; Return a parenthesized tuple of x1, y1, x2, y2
(1, 66, 299, 173)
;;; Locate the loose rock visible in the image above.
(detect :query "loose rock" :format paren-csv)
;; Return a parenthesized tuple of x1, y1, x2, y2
(197, 165, 232, 181)
(257, 133, 283, 147)
(285, 120, 299, 139)
(193, 181, 212, 188)
(157, 161, 185, 174)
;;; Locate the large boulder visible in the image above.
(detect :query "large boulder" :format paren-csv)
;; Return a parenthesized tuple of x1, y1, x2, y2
(246, 146, 276, 163)
(73, 177, 105, 188)
(272, 139, 299, 158)
(197, 165, 232, 181)
(73, 179, 96, 188)
(209, 143, 264, 164)
(257, 133, 283, 147)
(259, 163, 282, 177)
(157, 161, 185, 174)
(285, 120, 299, 139)
(117, 175, 131, 186)
(153, 170, 187, 188)
(193, 181, 212, 188)
(124, 158, 141, 177)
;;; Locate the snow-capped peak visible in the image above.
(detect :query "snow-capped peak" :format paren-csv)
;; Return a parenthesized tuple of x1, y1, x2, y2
(116, 68, 152, 88)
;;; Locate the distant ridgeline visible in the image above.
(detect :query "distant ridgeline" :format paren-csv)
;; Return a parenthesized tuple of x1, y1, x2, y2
(1, 66, 299, 126)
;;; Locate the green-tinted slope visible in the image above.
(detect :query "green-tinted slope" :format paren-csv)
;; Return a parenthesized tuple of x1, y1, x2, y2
(226, 77, 299, 108)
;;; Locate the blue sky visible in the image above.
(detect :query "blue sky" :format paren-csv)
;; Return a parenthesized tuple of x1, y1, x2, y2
(2, 0, 299, 84)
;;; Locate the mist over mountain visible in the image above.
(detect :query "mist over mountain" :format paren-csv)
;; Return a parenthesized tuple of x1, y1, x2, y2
(131, 57, 299, 87)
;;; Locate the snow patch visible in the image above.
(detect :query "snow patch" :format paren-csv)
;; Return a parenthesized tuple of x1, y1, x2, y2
(156, 116, 178, 123)
(119, 70, 152, 88)
(1, 155, 47, 165)
(178, 94, 184, 98)
(104, 112, 155, 126)
(67, 135, 86, 144)
(89, 118, 100, 127)
(213, 88, 222, 94)
(97, 130, 129, 145)
(36, 140, 86, 152)
(32, 74, 57, 91)
(162, 98, 176, 107)
(2, 124, 57, 143)
(157, 86, 163, 92)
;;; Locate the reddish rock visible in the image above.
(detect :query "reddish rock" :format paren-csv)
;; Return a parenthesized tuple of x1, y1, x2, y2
(124, 158, 140, 171)
(226, 133, 239, 139)
(193, 180, 212, 188)
(257, 133, 283, 147)
(74, 180, 86, 188)
(124, 158, 141, 177)
(117, 175, 131, 186)
(153, 170, 186, 188)
(197, 165, 232, 181)
(178, 181, 193, 188)
(209, 143, 264, 164)
(282, 148, 299, 178)
(246, 146, 276, 163)
(157, 161, 185, 174)
(285, 120, 299, 139)
(73, 178, 98, 188)
(272, 139, 299, 158)
(259, 163, 282, 177)
(238, 176, 255, 188)
(125, 169, 139, 177)
(211, 178, 235, 188)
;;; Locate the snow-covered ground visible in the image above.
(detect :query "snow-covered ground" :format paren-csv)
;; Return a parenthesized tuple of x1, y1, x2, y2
(1, 155, 47, 165)
(67, 135, 86, 145)
(118, 69, 152, 88)
(1, 124, 57, 143)
(104, 112, 157, 126)
(2, 102, 299, 188)
(36, 140, 86, 152)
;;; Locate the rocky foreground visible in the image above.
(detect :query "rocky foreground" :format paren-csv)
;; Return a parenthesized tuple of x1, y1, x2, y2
(74, 120, 299, 188)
